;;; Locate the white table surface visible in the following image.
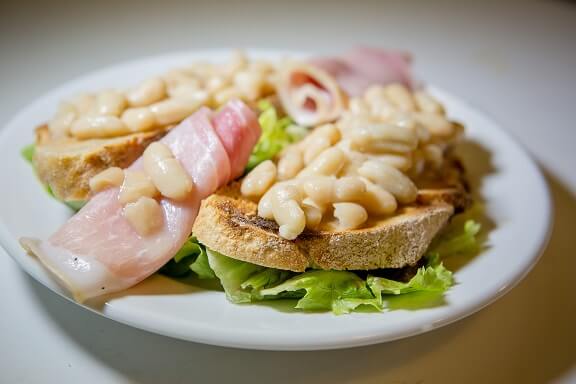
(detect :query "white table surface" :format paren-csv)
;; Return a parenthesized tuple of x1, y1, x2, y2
(1, 0, 575, 383)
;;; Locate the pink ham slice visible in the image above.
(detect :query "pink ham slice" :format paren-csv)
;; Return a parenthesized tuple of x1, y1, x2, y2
(20, 100, 261, 302)
(276, 62, 345, 126)
(212, 100, 260, 180)
(310, 47, 414, 97)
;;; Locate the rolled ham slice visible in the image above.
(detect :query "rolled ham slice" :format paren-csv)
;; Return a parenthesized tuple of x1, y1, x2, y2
(20, 100, 261, 302)
(277, 62, 346, 126)
(310, 47, 414, 97)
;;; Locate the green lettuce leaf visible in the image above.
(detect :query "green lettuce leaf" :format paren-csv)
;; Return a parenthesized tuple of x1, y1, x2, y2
(428, 219, 481, 257)
(189, 246, 216, 279)
(260, 270, 382, 314)
(368, 261, 453, 303)
(201, 238, 464, 314)
(21, 144, 35, 163)
(63, 199, 87, 211)
(201, 219, 480, 313)
(206, 248, 382, 313)
(366, 218, 478, 304)
(160, 236, 215, 279)
(241, 269, 294, 293)
(246, 100, 307, 171)
(204, 247, 455, 314)
(206, 248, 267, 303)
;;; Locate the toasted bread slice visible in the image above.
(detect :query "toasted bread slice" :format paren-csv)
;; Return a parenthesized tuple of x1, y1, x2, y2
(193, 160, 470, 272)
(33, 124, 167, 201)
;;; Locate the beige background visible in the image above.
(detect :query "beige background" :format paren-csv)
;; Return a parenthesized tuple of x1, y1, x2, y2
(1, 0, 575, 383)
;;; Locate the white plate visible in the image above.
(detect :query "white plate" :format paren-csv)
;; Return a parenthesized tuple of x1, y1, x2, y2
(0, 50, 552, 351)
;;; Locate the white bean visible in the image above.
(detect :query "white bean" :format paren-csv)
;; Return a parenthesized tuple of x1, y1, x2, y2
(302, 123, 341, 162)
(334, 177, 366, 202)
(118, 170, 159, 205)
(257, 191, 275, 220)
(167, 79, 201, 99)
(49, 102, 77, 137)
(414, 91, 444, 115)
(301, 147, 346, 176)
(333, 202, 368, 230)
(259, 182, 304, 221)
(241, 160, 277, 198)
(364, 86, 395, 120)
(349, 122, 418, 154)
(123, 196, 164, 236)
(358, 160, 417, 204)
(205, 75, 228, 93)
(55, 101, 77, 116)
(234, 70, 264, 100)
(70, 115, 131, 139)
(143, 142, 194, 201)
(180, 63, 215, 79)
(121, 107, 157, 132)
(301, 197, 326, 211)
(364, 85, 387, 104)
(302, 176, 335, 205)
(410, 150, 426, 177)
(360, 180, 398, 215)
(415, 112, 454, 138)
(277, 148, 304, 180)
(71, 93, 96, 114)
(373, 153, 412, 172)
(178, 90, 210, 106)
(423, 144, 444, 169)
(349, 98, 370, 115)
(384, 84, 416, 111)
(391, 112, 416, 131)
(301, 198, 324, 230)
(213, 87, 244, 105)
(127, 77, 167, 107)
(369, 98, 395, 121)
(89, 167, 124, 193)
(224, 50, 249, 76)
(273, 199, 306, 240)
(314, 123, 341, 144)
(337, 114, 367, 137)
(272, 183, 304, 204)
(150, 97, 204, 125)
(303, 135, 331, 164)
(96, 90, 126, 116)
(415, 120, 432, 143)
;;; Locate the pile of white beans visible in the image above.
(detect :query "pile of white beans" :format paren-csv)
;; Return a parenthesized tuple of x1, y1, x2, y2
(48, 51, 276, 140)
(89, 142, 194, 236)
(241, 84, 461, 240)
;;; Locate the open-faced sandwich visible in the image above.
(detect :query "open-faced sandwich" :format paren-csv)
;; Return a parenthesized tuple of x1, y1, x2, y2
(20, 48, 480, 314)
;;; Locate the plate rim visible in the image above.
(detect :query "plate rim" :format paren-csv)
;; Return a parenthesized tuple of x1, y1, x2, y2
(0, 49, 553, 351)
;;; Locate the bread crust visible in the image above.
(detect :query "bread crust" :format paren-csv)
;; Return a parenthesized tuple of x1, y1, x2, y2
(33, 124, 167, 201)
(193, 173, 470, 272)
